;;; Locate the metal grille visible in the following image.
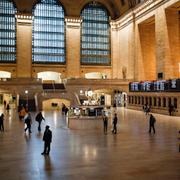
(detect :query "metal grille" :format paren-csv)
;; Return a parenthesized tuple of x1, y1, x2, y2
(81, 2, 110, 65)
(32, 0, 65, 63)
(0, 0, 16, 63)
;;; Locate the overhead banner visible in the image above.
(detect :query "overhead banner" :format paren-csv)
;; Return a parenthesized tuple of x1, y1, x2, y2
(129, 79, 180, 92)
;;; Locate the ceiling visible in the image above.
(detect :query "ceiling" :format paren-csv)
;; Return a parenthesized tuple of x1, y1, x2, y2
(12, 0, 133, 20)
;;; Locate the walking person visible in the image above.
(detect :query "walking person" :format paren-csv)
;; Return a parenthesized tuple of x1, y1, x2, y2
(3, 100, 6, 109)
(149, 114, 156, 134)
(0, 113, 5, 132)
(19, 106, 26, 120)
(35, 111, 45, 132)
(41, 125, 52, 155)
(112, 113, 118, 134)
(24, 112, 32, 134)
(103, 114, 108, 134)
(168, 104, 174, 116)
(6, 104, 10, 112)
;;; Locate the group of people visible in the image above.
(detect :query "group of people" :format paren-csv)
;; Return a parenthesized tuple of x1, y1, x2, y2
(25, 111, 52, 156)
(102, 113, 118, 135)
(18, 106, 52, 155)
(143, 104, 151, 115)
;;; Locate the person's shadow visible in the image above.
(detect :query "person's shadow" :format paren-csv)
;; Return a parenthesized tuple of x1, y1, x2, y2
(43, 155, 53, 176)
(36, 132, 43, 139)
(24, 133, 31, 143)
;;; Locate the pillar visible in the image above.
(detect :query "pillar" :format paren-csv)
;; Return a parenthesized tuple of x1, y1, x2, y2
(65, 17, 81, 78)
(16, 13, 32, 78)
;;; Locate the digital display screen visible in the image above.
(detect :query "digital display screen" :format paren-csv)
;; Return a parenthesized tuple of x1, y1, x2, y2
(129, 79, 180, 92)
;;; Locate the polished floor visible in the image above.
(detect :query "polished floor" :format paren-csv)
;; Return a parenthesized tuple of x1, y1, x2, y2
(0, 108, 180, 180)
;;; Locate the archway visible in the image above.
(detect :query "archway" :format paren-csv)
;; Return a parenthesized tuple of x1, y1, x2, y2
(85, 72, 107, 79)
(42, 98, 70, 111)
(0, 71, 11, 78)
(37, 71, 62, 83)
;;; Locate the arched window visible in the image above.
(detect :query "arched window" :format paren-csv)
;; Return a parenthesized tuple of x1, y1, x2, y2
(142, 97, 144, 105)
(163, 97, 166, 107)
(153, 97, 156, 106)
(32, 0, 65, 63)
(149, 97, 152, 106)
(0, 0, 16, 62)
(174, 98, 177, 109)
(81, 2, 110, 65)
(158, 97, 161, 107)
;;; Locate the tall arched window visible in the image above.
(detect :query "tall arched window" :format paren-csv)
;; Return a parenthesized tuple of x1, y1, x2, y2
(81, 2, 110, 65)
(0, 0, 16, 62)
(32, 0, 65, 63)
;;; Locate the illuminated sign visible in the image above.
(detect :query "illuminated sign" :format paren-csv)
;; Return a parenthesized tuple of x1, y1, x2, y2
(129, 79, 180, 92)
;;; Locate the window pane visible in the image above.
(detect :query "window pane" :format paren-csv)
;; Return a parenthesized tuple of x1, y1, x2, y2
(0, 0, 16, 62)
(81, 2, 110, 65)
(32, 0, 65, 63)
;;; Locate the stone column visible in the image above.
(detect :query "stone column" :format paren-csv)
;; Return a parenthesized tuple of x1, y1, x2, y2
(65, 17, 82, 78)
(16, 13, 32, 78)
(110, 22, 119, 79)
(155, 8, 174, 79)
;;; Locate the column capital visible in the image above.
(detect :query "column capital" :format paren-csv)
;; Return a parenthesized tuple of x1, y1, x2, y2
(65, 16, 82, 29)
(15, 13, 33, 25)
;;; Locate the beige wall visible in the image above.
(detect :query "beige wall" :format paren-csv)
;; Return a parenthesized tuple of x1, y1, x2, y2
(16, 21, 32, 78)
(113, 0, 180, 81)
(42, 98, 70, 111)
(0, 0, 179, 82)
(66, 19, 81, 78)
(165, 9, 180, 78)
(118, 24, 135, 80)
(138, 18, 156, 80)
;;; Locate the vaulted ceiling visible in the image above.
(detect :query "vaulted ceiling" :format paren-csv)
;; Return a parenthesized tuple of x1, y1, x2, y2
(12, 0, 135, 20)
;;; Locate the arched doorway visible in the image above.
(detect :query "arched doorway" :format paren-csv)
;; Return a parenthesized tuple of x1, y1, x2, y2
(37, 71, 62, 83)
(85, 72, 107, 79)
(42, 98, 70, 128)
(42, 98, 70, 111)
(0, 71, 11, 78)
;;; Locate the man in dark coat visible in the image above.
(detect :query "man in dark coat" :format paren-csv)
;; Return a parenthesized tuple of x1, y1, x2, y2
(103, 114, 108, 134)
(0, 113, 5, 132)
(112, 113, 118, 134)
(24, 112, 32, 133)
(149, 114, 156, 134)
(35, 111, 45, 131)
(41, 125, 52, 155)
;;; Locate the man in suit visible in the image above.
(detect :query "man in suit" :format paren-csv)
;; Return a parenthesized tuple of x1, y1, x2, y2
(149, 114, 156, 134)
(103, 114, 108, 134)
(112, 113, 118, 134)
(24, 112, 32, 133)
(0, 113, 5, 132)
(35, 111, 45, 132)
(41, 125, 52, 155)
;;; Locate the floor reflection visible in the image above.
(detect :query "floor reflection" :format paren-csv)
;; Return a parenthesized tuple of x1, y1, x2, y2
(44, 155, 53, 176)
(0, 108, 180, 180)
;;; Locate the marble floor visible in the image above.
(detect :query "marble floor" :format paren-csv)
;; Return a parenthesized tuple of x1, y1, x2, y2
(0, 108, 180, 180)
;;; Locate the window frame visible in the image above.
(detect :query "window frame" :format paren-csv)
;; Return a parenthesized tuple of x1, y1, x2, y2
(32, 0, 66, 64)
(80, 2, 111, 66)
(0, 0, 17, 63)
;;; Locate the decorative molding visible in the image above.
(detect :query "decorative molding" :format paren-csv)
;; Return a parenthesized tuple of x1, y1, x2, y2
(110, 12, 134, 30)
(65, 17, 82, 29)
(110, 0, 176, 30)
(15, 13, 33, 25)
